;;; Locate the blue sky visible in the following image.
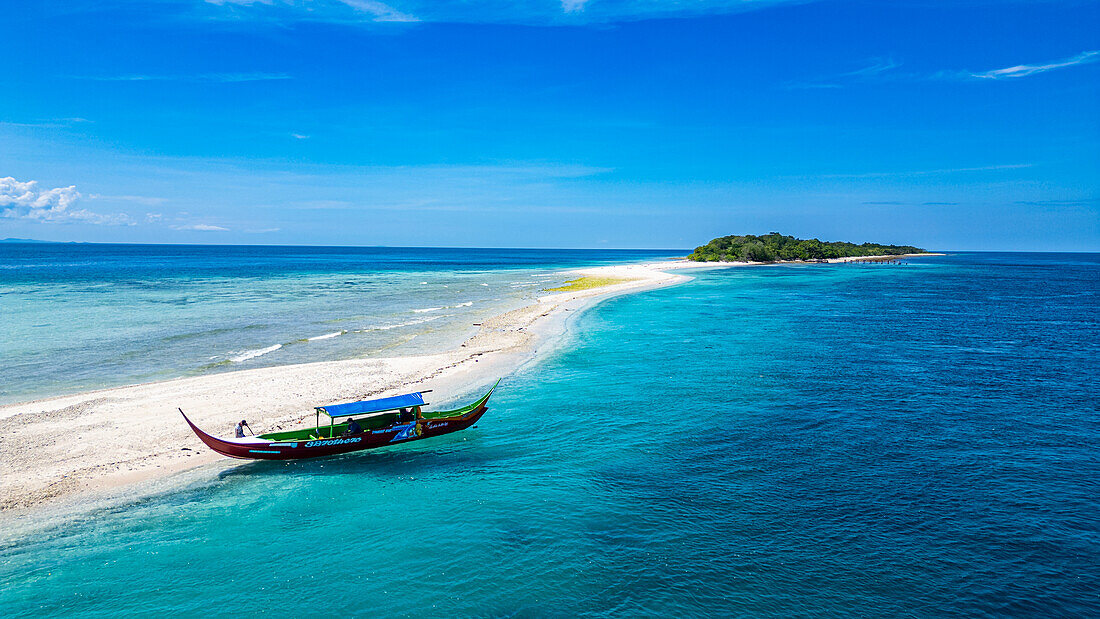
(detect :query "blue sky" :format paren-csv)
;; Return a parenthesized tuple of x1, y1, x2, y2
(1, 1, 1097, 250)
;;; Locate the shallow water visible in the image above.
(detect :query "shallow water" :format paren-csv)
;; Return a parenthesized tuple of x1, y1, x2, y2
(1, 253, 1097, 616)
(0, 244, 677, 405)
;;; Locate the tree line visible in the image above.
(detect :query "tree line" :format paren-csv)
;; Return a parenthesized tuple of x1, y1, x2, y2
(688, 232, 924, 262)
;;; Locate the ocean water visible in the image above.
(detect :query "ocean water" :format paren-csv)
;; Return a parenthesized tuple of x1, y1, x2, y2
(0, 244, 678, 405)
(1, 252, 1098, 616)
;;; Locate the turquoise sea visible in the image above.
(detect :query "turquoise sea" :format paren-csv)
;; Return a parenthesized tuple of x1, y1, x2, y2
(0, 244, 676, 405)
(2, 251, 1098, 616)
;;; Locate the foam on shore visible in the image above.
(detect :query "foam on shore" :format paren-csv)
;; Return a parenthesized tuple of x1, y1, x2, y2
(229, 343, 283, 363)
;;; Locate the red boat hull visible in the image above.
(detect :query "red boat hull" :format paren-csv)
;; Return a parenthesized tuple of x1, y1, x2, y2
(181, 400, 489, 461)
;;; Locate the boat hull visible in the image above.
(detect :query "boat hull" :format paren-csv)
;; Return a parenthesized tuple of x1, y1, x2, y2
(181, 395, 490, 461)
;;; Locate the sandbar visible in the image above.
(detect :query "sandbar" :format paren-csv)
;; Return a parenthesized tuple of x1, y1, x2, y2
(0, 255, 939, 517)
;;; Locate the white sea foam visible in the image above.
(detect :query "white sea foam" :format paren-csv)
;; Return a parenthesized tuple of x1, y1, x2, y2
(308, 330, 346, 341)
(414, 301, 474, 312)
(230, 344, 282, 363)
(481, 283, 489, 286)
(355, 315, 443, 332)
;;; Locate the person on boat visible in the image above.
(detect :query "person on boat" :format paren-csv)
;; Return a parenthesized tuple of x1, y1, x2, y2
(235, 420, 249, 438)
(399, 407, 411, 422)
(343, 417, 362, 436)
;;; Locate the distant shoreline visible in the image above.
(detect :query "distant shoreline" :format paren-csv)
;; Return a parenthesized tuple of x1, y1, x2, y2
(685, 252, 946, 264)
(0, 253, 941, 518)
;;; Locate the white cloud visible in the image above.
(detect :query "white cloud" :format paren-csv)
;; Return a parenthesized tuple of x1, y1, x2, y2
(207, 0, 418, 22)
(786, 58, 900, 89)
(173, 223, 230, 231)
(562, 0, 588, 13)
(339, 0, 418, 21)
(791, 51, 1099, 88)
(291, 133, 310, 139)
(0, 176, 132, 224)
(969, 50, 1099, 80)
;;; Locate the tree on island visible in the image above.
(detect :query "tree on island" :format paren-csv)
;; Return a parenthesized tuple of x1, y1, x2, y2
(688, 232, 923, 263)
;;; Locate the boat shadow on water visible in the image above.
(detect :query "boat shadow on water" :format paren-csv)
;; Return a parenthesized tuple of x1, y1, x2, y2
(214, 430, 502, 481)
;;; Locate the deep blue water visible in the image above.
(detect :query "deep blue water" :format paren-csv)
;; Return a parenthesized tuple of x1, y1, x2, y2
(0, 243, 680, 404)
(1, 252, 1098, 616)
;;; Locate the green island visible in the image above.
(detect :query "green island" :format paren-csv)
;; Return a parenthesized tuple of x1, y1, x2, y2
(688, 232, 924, 263)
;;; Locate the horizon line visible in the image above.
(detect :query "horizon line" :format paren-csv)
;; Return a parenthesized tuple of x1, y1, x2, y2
(0, 239, 691, 252)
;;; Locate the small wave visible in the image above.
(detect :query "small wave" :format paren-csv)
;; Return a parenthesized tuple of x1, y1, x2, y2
(415, 301, 473, 313)
(230, 344, 282, 363)
(308, 330, 346, 341)
(355, 315, 444, 332)
(481, 283, 489, 286)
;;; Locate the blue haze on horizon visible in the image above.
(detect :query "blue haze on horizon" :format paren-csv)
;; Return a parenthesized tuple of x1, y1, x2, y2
(1, 1, 1097, 251)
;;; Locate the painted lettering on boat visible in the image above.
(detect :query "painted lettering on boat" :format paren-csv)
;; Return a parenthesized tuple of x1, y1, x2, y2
(303, 437, 362, 448)
(389, 422, 420, 442)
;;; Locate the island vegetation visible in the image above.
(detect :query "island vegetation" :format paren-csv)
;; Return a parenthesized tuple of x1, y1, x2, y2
(688, 233, 924, 263)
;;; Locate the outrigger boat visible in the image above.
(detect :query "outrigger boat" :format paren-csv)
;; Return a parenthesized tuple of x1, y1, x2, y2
(180, 381, 497, 460)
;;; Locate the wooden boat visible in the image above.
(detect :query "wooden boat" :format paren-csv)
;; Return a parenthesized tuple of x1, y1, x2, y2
(180, 381, 497, 460)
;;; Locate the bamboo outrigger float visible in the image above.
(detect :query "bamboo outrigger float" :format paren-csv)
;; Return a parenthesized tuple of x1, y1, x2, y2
(180, 381, 497, 460)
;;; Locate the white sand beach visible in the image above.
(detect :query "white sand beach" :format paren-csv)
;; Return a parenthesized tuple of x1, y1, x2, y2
(0, 255, 939, 515)
(0, 260, 717, 514)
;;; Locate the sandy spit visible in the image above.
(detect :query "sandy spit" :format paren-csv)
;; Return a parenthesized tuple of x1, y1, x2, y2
(0, 254, 939, 518)
(0, 260, 725, 516)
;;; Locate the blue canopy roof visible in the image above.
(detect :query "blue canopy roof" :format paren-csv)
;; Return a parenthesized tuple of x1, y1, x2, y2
(316, 392, 426, 418)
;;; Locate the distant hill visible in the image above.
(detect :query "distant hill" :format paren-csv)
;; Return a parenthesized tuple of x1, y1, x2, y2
(688, 232, 924, 262)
